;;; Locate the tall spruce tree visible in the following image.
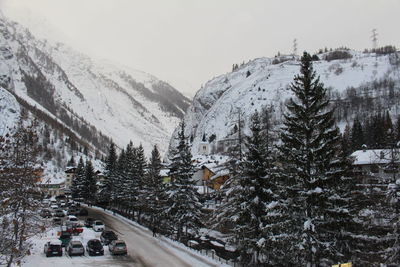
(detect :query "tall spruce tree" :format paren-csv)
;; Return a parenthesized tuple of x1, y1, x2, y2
(351, 118, 364, 151)
(71, 157, 85, 199)
(135, 144, 147, 222)
(279, 52, 350, 266)
(231, 111, 283, 264)
(124, 142, 138, 219)
(82, 160, 96, 204)
(145, 145, 168, 227)
(99, 142, 117, 207)
(114, 148, 126, 210)
(67, 155, 75, 167)
(166, 122, 202, 241)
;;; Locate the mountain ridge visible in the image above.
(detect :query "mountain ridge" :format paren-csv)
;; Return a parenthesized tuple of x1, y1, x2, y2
(0, 13, 190, 155)
(169, 49, 400, 156)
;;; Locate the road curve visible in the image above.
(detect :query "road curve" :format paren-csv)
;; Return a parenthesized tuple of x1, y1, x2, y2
(87, 207, 194, 267)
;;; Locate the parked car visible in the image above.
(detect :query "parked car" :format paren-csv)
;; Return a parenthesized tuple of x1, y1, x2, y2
(66, 226, 84, 235)
(58, 231, 72, 247)
(66, 215, 79, 227)
(40, 209, 52, 218)
(86, 239, 104, 256)
(52, 217, 62, 225)
(79, 208, 88, 216)
(108, 240, 127, 256)
(85, 217, 95, 228)
(67, 208, 78, 216)
(42, 199, 50, 206)
(44, 240, 63, 257)
(55, 209, 65, 217)
(66, 240, 85, 256)
(92, 220, 105, 232)
(100, 230, 118, 245)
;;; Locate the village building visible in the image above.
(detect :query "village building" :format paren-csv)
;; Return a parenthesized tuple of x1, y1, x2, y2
(198, 141, 210, 155)
(40, 181, 65, 197)
(192, 154, 230, 192)
(64, 167, 76, 192)
(350, 148, 400, 183)
(160, 168, 171, 184)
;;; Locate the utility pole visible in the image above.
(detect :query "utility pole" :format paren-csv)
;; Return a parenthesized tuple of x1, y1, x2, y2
(371, 29, 378, 50)
(293, 38, 298, 56)
(237, 108, 243, 161)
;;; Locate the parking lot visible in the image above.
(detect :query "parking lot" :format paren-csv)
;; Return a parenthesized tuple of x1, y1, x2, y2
(23, 198, 220, 267)
(23, 200, 142, 267)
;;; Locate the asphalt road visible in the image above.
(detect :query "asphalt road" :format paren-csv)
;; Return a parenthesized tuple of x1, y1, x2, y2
(86, 207, 193, 267)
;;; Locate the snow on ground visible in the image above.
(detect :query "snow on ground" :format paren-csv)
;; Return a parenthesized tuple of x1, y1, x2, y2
(22, 207, 228, 267)
(22, 226, 123, 267)
(174, 51, 397, 156)
(89, 206, 229, 267)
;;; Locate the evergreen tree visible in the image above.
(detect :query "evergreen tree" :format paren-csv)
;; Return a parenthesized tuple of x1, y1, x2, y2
(99, 142, 117, 207)
(341, 124, 352, 156)
(135, 144, 147, 222)
(71, 157, 85, 199)
(145, 145, 168, 228)
(229, 111, 283, 264)
(114, 148, 126, 209)
(67, 155, 75, 167)
(166, 122, 203, 241)
(351, 118, 364, 151)
(279, 52, 350, 266)
(82, 160, 96, 204)
(124, 142, 138, 219)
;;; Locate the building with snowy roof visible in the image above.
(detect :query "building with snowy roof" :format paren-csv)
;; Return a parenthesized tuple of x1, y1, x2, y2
(350, 148, 399, 183)
(192, 154, 230, 191)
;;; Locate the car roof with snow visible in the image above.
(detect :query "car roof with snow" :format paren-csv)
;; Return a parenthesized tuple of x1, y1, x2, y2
(49, 240, 62, 246)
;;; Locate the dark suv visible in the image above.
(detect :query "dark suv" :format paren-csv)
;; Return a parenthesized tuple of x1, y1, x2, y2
(100, 230, 118, 245)
(86, 239, 104, 256)
(44, 241, 63, 257)
(85, 217, 95, 228)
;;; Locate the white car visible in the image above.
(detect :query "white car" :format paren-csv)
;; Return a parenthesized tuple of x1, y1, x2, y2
(66, 215, 79, 227)
(92, 220, 105, 232)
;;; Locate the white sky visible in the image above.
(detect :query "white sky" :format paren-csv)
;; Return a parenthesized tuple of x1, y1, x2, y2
(0, 0, 399, 97)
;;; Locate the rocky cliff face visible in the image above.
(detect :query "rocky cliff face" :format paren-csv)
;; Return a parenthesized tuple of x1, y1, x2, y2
(170, 50, 400, 156)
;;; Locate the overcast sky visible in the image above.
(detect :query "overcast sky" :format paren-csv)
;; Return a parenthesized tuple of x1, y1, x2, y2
(1, 0, 399, 97)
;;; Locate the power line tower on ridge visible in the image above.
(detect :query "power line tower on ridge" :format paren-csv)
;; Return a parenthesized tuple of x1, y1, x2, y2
(371, 29, 378, 50)
(293, 38, 298, 56)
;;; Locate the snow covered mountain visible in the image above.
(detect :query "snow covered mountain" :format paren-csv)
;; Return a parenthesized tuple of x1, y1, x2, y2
(170, 49, 400, 155)
(0, 13, 190, 155)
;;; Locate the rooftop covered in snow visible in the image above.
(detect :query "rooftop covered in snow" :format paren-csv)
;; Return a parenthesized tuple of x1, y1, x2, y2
(350, 149, 399, 165)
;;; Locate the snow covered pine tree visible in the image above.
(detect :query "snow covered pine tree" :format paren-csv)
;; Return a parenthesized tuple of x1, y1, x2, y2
(167, 122, 203, 242)
(279, 52, 350, 266)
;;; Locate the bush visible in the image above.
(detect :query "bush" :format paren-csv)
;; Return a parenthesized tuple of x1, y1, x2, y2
(372, 45, 397, 55)
(324, 50, 352, 61)
(311, 54, 320, 61)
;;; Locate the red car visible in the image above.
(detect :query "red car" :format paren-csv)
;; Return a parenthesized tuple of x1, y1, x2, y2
(66, 227, 84, 235)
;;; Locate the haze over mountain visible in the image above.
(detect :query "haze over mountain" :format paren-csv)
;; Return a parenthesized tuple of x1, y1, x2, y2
(0, 12, 190, 156)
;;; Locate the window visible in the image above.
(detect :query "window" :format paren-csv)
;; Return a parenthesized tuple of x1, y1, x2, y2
(370, 165, 379, 173)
